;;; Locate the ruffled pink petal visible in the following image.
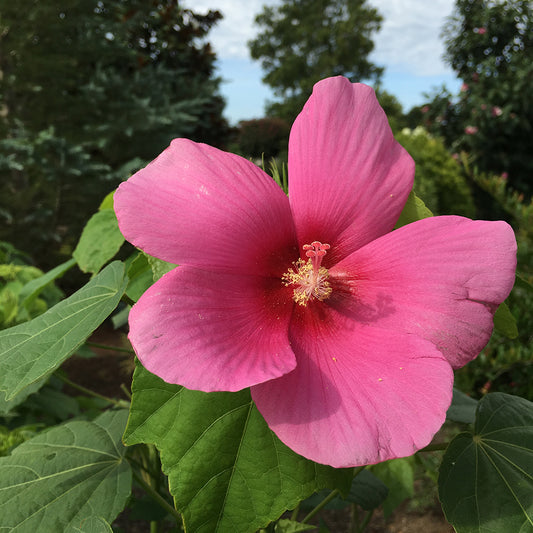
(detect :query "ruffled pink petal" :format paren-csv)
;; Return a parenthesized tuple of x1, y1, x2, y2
(331, 216, 517, 368)
(129, 266, 296, 392)
(252, 305, 453, 467)
(288, 77, 414, 265)
(114, 139, 297, 275)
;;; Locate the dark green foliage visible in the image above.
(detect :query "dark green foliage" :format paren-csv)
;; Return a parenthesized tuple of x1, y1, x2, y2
(423, 0, 533, 194)
(249, 0, 383, 122)
(455, 172, 533, 400)
(395, 128, 475, 217)
(375, 89, 407, 132)
(236, 117, 291, 160)
(0, 125, 111, 262)
(0, 0, 229, 265)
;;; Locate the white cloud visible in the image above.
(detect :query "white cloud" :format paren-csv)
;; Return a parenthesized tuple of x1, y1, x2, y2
(184, 0, 273, 59)
(186, 0, 456, 76)
(370, 0, 456, 76)
(184, 0, 460, 121)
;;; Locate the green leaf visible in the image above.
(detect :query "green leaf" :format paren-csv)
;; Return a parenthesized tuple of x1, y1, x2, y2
(372, 457, 414, 518)
(395, 190, 433, 228)
(446, 388, 478, 424)
(99, 190, 116, 211)
(439, 393, 533, 533)
(0, 409, 131, 532)
(274, 519, 316, 532)
(0, 379, 44, 416)
(73, 210, 125, 274)
(0, 261, 127, 400)
(126, 253, 154, 301)
(146, 254, 176, 282)
(124, 362, 352, 533)
(18, 257, 76, 309)
(493, 301, 518, 338)
(345, 469, 389, 511)
(72, 516, 113, 533)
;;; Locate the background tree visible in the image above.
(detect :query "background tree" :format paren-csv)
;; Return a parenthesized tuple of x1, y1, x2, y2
(0, 0, 229, 265)
(235, 118, 291, 161)
(423, 0, 533, 195)
(249, 0, 383, 122)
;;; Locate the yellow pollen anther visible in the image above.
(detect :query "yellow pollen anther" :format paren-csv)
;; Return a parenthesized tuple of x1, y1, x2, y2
(282, 241, 332, 306)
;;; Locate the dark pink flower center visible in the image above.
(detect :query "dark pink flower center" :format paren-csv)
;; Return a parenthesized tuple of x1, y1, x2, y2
(282, 241, 332, 306)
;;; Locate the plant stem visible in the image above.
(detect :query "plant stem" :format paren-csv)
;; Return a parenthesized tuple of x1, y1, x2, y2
(358, 509, 374, 532)
(132, 468, 182, 523)
(290, 502, 300, 521)
(301, 489, 340, 523)
(350, 504, 360, 533)
(301, 465, 367, 524)
(120, 383, 132, 399)
(122, 294, 136, 306)
(55, 372, 129, 408)
(86, 341, 135, 354)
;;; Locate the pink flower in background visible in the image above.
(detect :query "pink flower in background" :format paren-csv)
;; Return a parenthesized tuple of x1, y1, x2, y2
(114, 77, 516, 468)
(465, 125, 479, 135)
(421, 105, 430, 113)
(492, 106, 503, 117)
(477, 27, 487, 34)
(461, 83, 469, 92)
(501, 172, 509, 180)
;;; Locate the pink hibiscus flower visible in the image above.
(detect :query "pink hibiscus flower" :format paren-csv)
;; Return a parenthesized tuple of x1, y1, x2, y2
(465, 125, 479, 135)
(114, 76, 516, 468)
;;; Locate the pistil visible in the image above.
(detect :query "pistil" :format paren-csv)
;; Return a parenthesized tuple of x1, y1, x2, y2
(282, 241, 333, 306)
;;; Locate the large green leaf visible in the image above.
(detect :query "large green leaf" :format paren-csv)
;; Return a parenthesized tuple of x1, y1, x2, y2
(123, 362, 352, 533)
(18, 257, 76, 309)
(73, 210, 125, 274)
(439, 393, 533, 532)
(446, 388, 478, 424)
(125, 253, 154, 302)
(345, 469, 388, 511)
(0, 261, 127, 400)
(394, 190, 433, 228)
(146, 253, 176, 282)
(0, 409, 131, 532)
(72, 516, 113, 533)
(274, 520, 316, 532)
(0, 379, 44, 416)
(371, 457, 414, 518)
(493, 301, 518, 339)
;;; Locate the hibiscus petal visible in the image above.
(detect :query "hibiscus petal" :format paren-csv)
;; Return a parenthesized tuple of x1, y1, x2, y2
(331, 216, 517, 368)
(129, 266, 296, 392)
(252, 305, 453, 468)
(114, 139, 297, 274)
(288, 77, 414, 265)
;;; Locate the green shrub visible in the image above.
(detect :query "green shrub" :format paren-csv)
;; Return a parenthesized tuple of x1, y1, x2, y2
(0, 242, 63, 329)
(396, 127, 475, 217)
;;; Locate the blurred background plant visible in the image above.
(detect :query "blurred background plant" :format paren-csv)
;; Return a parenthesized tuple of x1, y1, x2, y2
(0, 0, 230, 268)
(395, 127, 476, 217)
(419, 0, 533, 197)
(0, 241, 63, 329)
(0, 0, 532, 529)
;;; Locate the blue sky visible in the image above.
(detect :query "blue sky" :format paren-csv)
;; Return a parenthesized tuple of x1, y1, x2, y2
(187, 0, 462, 124)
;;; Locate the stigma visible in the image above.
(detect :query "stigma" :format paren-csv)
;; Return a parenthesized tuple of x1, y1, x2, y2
(282, 241, 333, 306)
